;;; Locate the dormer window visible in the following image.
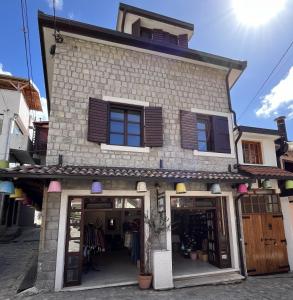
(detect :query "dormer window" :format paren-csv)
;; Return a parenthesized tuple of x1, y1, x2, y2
(140, 27, 153, 40)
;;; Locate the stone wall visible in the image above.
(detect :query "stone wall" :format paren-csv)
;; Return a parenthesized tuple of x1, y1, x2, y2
(36, 192, 61, 291)
(46, 36, 236, 171)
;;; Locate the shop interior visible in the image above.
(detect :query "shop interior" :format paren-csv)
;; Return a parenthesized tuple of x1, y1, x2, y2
(66, 196, 143, 287)
(171, 197, 229, 277)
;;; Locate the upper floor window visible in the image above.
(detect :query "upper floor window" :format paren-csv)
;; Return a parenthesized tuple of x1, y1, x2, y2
(140, 27, 153, 40)
(242, 141, 263, 164)
(197, 116, 211, 152)
(109, 105, 143, 147)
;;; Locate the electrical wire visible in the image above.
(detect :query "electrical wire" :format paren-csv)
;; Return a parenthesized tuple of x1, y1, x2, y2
(237, 39, 293, 122)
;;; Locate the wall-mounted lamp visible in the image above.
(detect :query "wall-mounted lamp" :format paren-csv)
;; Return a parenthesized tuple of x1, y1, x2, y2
(237, 183, 248, 194)
(48, 180, 62, 193)
(91, 181, 102, 194)
(262, 179, 272, 189)
(176, 183, 187, 194)
(210, 183, 221, 194)
(285, 180, 293, 190)
(0, 181, 15, 195)
(136, 181, 147, 192)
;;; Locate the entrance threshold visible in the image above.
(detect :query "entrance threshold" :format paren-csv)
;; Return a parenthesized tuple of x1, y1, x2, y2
(61, 280, 138, 292)
(173, 268, 244, 289)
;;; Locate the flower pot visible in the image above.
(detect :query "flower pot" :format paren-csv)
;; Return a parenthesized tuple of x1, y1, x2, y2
(190, 251, 197, 260)
(138, 274, 153, 289)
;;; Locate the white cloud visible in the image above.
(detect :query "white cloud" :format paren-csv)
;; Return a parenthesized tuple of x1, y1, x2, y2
(0, 63, 12, 76)
(256, 66, 293, 118)
(46, 0, 63, 11)
(35, 97, 49, 121)
(68, 12, 74, 19)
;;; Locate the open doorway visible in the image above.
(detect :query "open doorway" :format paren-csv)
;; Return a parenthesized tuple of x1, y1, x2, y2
(64, 196, 144, 288)
(171, 196, 231, 277)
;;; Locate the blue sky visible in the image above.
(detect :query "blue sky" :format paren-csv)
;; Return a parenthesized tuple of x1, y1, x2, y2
(0, 0, 292, 139)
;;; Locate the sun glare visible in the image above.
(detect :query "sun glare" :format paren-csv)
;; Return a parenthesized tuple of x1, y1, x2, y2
(232, 0, 286, 27)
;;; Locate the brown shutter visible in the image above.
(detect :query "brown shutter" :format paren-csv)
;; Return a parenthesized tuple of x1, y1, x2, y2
(180, 110, 197, 150)
(132, 19, 141, 37)
(178, 34, 188, 48)
(212, 116, 231, 153)
(144, 107, 163, 147)
(87, 98, 108, 144)
(153, 29, 165, 43)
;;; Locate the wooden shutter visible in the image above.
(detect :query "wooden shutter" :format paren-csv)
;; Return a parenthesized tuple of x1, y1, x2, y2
(144, 107, 163, 147)
(178, 34, 188, 48)
(180, 110, 197, 150)
(132, 19, 141, 37)
(87, 98, 108, 144)
(212, 116, 231, 153)
(153, 29, 165, 43)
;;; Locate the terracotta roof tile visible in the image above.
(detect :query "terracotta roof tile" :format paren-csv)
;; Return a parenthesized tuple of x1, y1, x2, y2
(0, 165, 250, 182)
(239, 165, 293, 179)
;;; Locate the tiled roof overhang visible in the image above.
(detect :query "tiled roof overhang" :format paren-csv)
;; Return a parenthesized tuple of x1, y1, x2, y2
(239, 165, 293, 180)
(0, 165, 250, 182)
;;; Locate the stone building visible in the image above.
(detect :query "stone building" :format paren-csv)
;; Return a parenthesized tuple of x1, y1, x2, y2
(0, 2, 269, 292)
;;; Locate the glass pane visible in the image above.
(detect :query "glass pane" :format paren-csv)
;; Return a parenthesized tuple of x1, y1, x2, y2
(110, 133, 124, 145)
(110, 109, 124, 121)
(128, 123, 140, 134)
(197, 122, 206, 130)
(66, 269, 79, 282)
(198, 141, 207, 151)
(114, 197, 123, 208)
(70, 198, 82, 210)
(128, 111, 140, 122)
(68, 240, 80, 252)
(70, 225, 81, 238)
(198, 130, 207, 141)
(67, 255, 79, 268)
(110, 121, 124, 133)
(124, 198, 142, 209)
(70, 211, 81, 222)
(127, 135, 140, 147)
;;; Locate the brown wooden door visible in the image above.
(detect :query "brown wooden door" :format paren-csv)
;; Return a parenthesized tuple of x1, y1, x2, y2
(64, 197, 84, 286)
(207, 209, 218, 266)
(242, 213, 289, 275)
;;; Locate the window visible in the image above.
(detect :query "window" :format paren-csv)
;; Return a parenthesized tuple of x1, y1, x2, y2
(140, 27, 153, 40)
(241, 194, 281, 214)
(197, 116, 211, 152)
(109, 105, 143, 147)
(168, 33, 178, 45)
(242, 141, 263, 164)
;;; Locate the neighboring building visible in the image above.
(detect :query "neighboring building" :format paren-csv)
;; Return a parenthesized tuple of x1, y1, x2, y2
(235, 124, 293, 275)
(0, 74, 43, 240)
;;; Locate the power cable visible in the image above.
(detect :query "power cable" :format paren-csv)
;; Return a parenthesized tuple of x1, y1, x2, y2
(237, 39, 293, 122)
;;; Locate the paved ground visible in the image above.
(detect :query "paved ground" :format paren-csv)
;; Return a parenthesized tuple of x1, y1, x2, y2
(0, 227, 39, 300)
(1, 229, 293, 300)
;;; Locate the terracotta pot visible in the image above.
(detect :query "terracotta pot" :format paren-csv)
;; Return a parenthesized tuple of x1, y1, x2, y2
(190, 251, 197, 260)
(138, 274, 153, 289)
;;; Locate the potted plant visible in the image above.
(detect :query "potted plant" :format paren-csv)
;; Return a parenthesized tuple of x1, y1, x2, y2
(138, 212, 170, 289)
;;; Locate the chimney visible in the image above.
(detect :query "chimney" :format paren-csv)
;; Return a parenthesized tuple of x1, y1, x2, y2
(275, 116, 288, 142)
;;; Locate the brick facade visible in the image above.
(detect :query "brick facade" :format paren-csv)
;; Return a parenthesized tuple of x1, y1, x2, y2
(46, 36, 236, 171)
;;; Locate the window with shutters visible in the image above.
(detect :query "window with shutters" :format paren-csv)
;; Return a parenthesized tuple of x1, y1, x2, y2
(242, 141, 263, 164)
(109, 105, 143, 147)
(140, 27, 153, 40)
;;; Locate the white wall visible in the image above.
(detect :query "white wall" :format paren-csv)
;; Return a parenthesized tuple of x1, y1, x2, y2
(237, 132, 278, 167)
(0, 89, 31, 160)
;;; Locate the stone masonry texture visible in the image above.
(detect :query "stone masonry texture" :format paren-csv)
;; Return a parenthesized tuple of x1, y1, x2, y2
(46, 36, 236, 171)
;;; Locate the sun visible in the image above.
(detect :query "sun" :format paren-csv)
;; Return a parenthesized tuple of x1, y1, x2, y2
(232, 0, 286, 27)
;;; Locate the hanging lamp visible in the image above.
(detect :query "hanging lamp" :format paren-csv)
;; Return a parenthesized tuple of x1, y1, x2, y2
(237, 184, 248, 194)
(0, 181, 15, 195)
(10, 188, 23, 199)
(136, 181, 147, 192)
(285, 180, 293, 190)
(48, 180, 62, 193)
(0, 160, 9, 169)
(91, 181, 102, 194)
(176, 183, 187, 194)
(262, 179, 272, 189)
(210, 183, 221, 194)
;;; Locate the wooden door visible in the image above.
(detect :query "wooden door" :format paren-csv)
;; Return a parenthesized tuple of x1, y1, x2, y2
(64, 197, 84, 286)
(206, 209, 218, 266)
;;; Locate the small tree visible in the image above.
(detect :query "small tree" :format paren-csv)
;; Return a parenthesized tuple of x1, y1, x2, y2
(142, 212, 171, 275)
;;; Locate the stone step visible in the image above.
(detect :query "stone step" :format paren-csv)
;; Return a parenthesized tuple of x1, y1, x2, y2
(174, 271, 244, 289)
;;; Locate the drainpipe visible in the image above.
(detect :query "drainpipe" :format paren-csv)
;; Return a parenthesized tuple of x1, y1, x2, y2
(226, 69, 247, 277)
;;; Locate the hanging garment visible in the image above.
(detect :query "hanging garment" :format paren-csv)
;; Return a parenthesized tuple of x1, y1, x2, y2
(131, 231, 140, 264)
(124, 231, 132, 249)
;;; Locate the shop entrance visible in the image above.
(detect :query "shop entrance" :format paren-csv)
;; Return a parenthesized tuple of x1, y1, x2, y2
(171, 196, 231, 277)
(64, 196, 144, 287)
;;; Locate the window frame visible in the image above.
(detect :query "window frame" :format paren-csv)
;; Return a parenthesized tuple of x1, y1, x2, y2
(108, 103, 144, 147)
(242, 140, 263, 164)
(140, 27, 153, 40)
(196, 114, 212, 152)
